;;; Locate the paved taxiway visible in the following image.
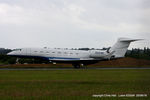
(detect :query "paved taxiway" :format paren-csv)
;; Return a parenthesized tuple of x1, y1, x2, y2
(0, 67, 150, 70)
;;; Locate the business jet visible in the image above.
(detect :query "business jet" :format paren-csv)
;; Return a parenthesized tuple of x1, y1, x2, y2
(7, 38, 141, 68)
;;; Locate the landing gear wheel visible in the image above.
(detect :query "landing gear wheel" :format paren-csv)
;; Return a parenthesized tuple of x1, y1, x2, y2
(72, 64, 80, 69)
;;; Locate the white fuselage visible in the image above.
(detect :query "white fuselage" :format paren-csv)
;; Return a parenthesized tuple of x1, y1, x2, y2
(8, 48, 109, 61)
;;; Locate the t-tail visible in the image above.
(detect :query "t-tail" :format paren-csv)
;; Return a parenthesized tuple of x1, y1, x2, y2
(109, 38, 142, 58)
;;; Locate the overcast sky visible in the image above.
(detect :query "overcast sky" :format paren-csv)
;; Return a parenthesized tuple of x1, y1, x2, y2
(0, 0, 150, 49)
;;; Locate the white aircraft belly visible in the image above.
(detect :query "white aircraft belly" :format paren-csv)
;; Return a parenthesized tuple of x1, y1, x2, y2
(48, 57, 80, 61)
(47, 56, 96, 61)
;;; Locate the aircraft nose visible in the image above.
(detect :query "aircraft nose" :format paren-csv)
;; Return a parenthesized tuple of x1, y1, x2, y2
(7, 52, 14, 56)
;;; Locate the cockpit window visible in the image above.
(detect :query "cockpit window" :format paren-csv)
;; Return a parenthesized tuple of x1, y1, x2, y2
(13, 49, 22, 51)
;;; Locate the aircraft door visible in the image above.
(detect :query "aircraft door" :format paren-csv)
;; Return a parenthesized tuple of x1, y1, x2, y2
(26, 48, 31, 56)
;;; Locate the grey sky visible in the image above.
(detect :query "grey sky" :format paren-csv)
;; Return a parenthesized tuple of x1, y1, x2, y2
(0, 0, 150, 49)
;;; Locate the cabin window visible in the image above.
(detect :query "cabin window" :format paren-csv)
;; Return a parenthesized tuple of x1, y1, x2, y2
(46, 51, 49, 53)
(40, 51, 43, 53)
(34, 51, 38, 52)
(58, 52, 61, 54)
(52, 52, 55, 53)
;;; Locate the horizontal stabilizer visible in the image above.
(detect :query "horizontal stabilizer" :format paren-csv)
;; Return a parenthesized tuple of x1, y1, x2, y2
(118, 38, 143, 42)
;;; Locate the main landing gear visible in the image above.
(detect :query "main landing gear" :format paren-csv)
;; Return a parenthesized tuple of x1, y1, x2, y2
(72, 63, 85, 69)
(72, 64, 80, 68)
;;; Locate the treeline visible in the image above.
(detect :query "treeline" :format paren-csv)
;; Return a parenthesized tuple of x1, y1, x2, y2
(125, 47, 150, 60)
(0, 48, 15, 64)
(0, 48, 11, 55)
(0, 47, 150, 64)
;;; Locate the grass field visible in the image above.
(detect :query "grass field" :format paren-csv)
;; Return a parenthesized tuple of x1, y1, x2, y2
(0, 69, 150, 100)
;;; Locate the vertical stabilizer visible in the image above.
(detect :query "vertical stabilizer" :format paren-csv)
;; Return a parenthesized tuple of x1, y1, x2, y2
(109, 38, 141, 58)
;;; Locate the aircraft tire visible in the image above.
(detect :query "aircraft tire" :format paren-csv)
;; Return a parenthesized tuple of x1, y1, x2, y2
(72, 64, 80, 69)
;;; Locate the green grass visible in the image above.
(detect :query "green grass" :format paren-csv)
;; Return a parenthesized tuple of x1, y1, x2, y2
(0, 69, 150, 100)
